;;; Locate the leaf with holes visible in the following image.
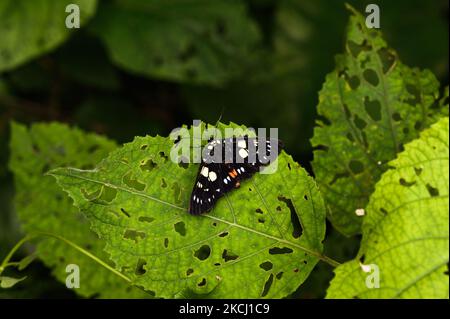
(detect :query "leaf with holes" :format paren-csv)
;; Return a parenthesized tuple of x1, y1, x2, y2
(88, 0, 260, 85)
(0, 0, 97, 72)
(327, 117, 449, 298)
(9, 122, 149, 298)
(311, 5, 448, 236)
(50, 121, 327, 298)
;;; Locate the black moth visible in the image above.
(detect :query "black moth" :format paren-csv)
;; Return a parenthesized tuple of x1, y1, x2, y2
(189, 135, 282, 215)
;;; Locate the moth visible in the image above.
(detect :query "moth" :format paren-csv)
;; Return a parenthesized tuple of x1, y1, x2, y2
(189, 135, 282, 215)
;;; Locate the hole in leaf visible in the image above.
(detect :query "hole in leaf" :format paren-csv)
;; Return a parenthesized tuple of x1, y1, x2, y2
(304, 195, 308, 200)
(363, 69, 379, 86)
(414, 167, 422, 176)
(135, 258, 147, 276)
(276, 206, 282, 212)
(348, 39, 371, 57)
(380, 208, 388, 215)
(219, 232, 229, 238)
(178, 157, 189, 169)
(399, 178, 416, 187)
(124, 229, 146, 243)
(140, 144, 148, 150)
(140, 159, 157, 172)
(164, 238, 169, 248)
(278, 195, 302, 238)
(174, 221, 186, 236)
(198, 278, 207, 287)
(426, 184, 439, 197)
(354, 114, 367, 130)
(139, 216, 155, 224)
(194, 245, 211, 261)
(359, 254, 366, 263)
(347, 75, 360, 90)
(276, 272, 284, 280)
(120, 208, 130, 218)
(256, 208, 263, 214)
(258, 218, 265, 224)
(186, 268, 194, 276)
(259, 261, 273, 271)
(222, 249, 239, 262)
(269, 247, 293, 255)
(161, 178, 167, 188)
(293, 268, 299, 273)
(364, 97, 382, 121)
(261, 274, 274, 297)
(316, 115, 331, 126)
(123, 172, 146, 191)
(349, 160, 364, 174)
(159, 152, 168, 162)
(377, 47, 396, 73)
(392, 112, 402, 121)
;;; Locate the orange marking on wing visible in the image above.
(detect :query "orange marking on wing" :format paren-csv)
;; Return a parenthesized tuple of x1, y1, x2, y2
(229, 169, 238, 178)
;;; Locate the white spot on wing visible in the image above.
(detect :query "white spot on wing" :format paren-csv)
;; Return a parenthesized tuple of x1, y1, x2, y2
(208, 171, 217, 181)
(200, 166, 209, 177)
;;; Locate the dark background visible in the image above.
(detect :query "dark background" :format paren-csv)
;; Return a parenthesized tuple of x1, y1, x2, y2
(0, 0, 448, 298)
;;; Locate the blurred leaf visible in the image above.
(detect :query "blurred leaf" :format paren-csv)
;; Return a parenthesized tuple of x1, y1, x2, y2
(9, 122, 149, 298)
(0, 276, 27, 288)
(74, 96, 165, 143)
(0, 0, 97, 72)
(311, 5, 447, 236)
(89, 0, 260, 85)
(50, 121, 327, 298)
(18, 253, 37, 271)
(56, 34, 120, 90)
(327, 117, 449, 298)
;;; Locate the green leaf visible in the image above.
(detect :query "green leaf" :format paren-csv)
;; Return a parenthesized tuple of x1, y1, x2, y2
(89, 0, 260, 85)
(0, 276, 27, 289)
(311, 5, 448, 236)
(9, 122, 148, 298)
(50, 122, 327, 298)
(18, 253, 37, 271)
(326, 117, 449, 298)
(0, 0, 97, 72)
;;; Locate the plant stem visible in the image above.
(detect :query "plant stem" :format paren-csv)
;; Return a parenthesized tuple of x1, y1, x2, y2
(0, 232, 131, 284)
(0, 234, 35, 274)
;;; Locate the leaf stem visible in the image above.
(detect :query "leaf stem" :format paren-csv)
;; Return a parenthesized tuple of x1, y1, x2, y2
(0, 232, 131, 284)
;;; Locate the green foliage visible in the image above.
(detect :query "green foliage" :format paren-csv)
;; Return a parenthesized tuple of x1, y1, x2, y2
(311, 5, 448, 236)
(89, 0, 260, 85)
(50, 122, 327, 298)
(0, 0, 97, 72)
(9, 122, 148, 298)
(0, 275, 26, 288)
(327, 117, 449, 298)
